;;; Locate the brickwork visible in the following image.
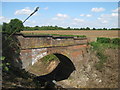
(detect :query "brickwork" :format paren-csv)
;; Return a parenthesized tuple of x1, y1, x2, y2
(15, 35, 89, 69)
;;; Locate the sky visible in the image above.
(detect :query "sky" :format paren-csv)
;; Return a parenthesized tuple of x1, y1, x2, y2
(1, 2, 120, 28)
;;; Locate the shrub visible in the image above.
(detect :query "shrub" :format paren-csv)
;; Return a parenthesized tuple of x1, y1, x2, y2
(2, 18, 24, 34)
(97, 37, 111, 43)
(111, 38, 120, 45)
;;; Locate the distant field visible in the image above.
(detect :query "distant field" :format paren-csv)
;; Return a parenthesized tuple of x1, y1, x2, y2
(21, 30, 119, 42)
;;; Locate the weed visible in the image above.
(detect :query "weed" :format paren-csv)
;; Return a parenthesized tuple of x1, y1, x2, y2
(42, 54, 59, 63)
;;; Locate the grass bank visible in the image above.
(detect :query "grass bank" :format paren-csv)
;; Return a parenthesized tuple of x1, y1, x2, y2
(90, 37, 119, 70)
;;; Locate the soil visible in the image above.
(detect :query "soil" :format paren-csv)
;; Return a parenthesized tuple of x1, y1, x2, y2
(27, 59, 60, 76)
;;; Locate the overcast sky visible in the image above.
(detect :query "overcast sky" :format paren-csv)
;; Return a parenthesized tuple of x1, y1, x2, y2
(1, 1, 120, 28)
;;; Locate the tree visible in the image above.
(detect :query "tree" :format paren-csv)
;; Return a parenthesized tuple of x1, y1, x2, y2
(0, 24, 2, 31)
(67, 27, 71, 30)
(86, 27, 90, 30)
(2, 19, 24, 72)
(103, 28, 107, 30)
(2, 18, 24, 34)
(93, 28, 96, 30)
(34, 26, 39, 30)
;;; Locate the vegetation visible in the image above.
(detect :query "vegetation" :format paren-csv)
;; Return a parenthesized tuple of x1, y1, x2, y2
(2, 19, 24, 72)
(0, 24, 2, 32)
(1, 22, 119, 31)
(2, 19, 40, 88)
(42, 54, 59, 63)
(90, 37, 119, 70)
(90, 42, 108, 70)
(111, 38, 120, 45)
(23, 33, 86, 37)
(97, 37, 111, 43)
(0, 56, 10, 71)
(97, 37, 120, 45)
(2, 18, 24, 34)
(24, 25, 120, 31)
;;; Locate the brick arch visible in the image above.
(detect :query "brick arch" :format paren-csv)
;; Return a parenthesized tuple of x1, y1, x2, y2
(47, 48, 69, 57)
(33, 50, 74, 67)
(30, 47, 71, 66)
(34, 53, 76, 82)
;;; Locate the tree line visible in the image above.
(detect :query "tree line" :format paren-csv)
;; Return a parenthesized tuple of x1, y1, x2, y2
(1, 18, 120, 32)
(24, 26, 120, 31)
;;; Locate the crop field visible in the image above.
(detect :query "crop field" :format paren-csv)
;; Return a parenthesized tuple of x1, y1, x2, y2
(21, 30, 119, 42)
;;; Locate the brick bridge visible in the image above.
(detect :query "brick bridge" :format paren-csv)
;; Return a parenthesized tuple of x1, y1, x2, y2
(15, 34, 90, 85)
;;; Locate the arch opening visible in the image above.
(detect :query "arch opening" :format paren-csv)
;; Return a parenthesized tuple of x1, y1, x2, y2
(33, 53, 76, 86)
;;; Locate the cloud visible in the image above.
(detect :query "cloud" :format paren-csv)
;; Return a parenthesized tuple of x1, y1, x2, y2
(101, 20, 108, 24)
(97, 13, 118, 25)
(80, 14, 92, 17)
(14, 7, 37, 15)
(52, 13, 69, 20)
(80, 14, 85, 16)
(24, 20, 37, 26)
(73, 18, 84, 22)
(91, 7, 105, 12)
(44, 7, 48, 10)
(86, 14, 92, 17)
(111, 13, 118, 17)
(0, 16, 10, 24)
(112, 7, 120, 12)
(57, 13, 69, 18)
(97, 17, 102, 20)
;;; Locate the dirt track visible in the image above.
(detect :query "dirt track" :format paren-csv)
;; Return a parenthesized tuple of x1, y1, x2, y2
(21, 30, 119, 42)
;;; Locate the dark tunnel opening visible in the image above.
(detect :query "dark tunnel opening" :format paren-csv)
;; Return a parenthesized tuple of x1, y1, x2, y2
(34, 53, 76, 87)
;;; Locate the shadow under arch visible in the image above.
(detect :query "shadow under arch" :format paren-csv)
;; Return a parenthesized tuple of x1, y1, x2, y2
(34, 53, 76, 85)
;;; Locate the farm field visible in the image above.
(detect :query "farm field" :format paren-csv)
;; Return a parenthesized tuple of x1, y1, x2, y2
(21, 30, 119, 42)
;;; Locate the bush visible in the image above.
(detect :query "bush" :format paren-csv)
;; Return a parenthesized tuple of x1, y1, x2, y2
(2, 18, 24, 34)
(97, 37, 111, 43)
(111, 38, 120, 45)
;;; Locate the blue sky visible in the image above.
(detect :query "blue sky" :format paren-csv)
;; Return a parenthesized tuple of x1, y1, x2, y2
(1, 2, 119, 28)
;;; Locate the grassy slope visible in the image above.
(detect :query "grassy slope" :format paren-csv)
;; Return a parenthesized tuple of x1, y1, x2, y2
(90, 42, 119, 70)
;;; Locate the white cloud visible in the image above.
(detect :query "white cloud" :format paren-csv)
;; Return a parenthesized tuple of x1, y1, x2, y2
(111, 13, 118, 17)
(0, 16, 10, 24)
(24, 20, 37, 26)
(86, 14, 92, 17)
(97, 17, 102, 20)
(73, 18, 84, 22)
(80, 14, 92, 17)
(80, 14, 85, 16)
(52, 13, 69, 20)
(15, 7, 37, 15)
(101, 20, 108, 24)
(44, 7, 48, 10)
(112, 7, 120, 12)
(91, 7, 105, 12)
(97, 13, 118, 25)
(57, 13, 68, 18)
